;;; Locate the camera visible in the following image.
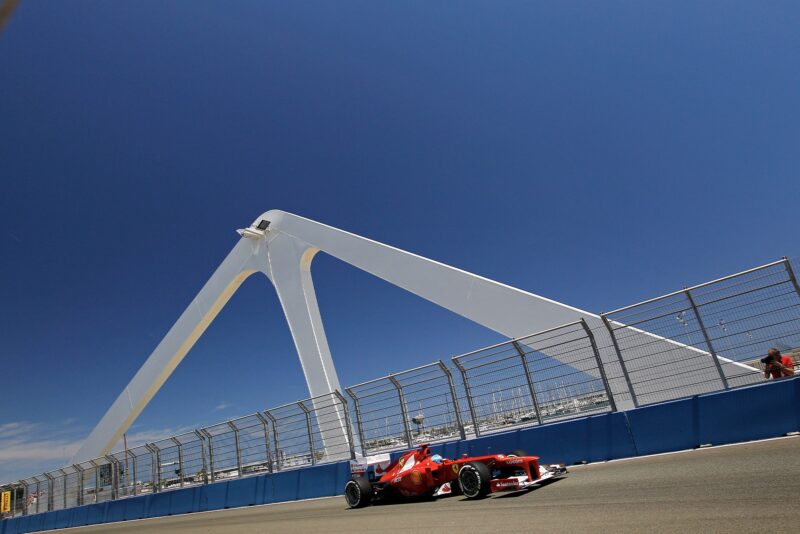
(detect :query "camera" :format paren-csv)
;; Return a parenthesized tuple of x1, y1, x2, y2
(761, 355, 775, 365)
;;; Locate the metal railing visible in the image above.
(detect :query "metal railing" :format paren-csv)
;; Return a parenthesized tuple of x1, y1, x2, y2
(600, 258, 800, 407)
(3, 257, 799, 519)
(453, 319, 615, 437)
(347, 362, 464, 455)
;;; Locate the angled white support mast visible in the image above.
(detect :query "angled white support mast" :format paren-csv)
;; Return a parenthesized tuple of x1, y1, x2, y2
(72, 210, 752, 463)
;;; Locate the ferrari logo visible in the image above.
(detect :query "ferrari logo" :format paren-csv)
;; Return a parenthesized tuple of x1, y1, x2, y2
(452, 464, 459, 474)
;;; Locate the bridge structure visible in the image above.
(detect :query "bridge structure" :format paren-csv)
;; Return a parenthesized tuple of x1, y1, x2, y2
(3, 219, 796, 529)
(72, 210, 758, 464)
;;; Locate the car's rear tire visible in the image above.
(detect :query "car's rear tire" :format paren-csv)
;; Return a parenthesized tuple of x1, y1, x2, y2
(458, 461, 491, 499)
(507, 449, 527, 457)
(344, 477, 373, 508)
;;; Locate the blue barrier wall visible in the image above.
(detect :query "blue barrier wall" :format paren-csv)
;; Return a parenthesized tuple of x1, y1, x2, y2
(0, 461, 353, 534)
(3, 377, 798, 534)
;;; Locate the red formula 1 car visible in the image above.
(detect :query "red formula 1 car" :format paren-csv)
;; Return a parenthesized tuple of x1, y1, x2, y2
(344, 444, 566, 508)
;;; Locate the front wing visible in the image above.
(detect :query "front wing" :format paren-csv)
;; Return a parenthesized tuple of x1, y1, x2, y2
(434, 464, 566, 496)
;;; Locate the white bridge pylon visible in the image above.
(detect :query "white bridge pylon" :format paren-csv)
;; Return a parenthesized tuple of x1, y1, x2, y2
(72, 210, 751, 463)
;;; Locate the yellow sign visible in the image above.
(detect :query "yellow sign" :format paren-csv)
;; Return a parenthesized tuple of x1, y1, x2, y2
(0, 491, 10, 514)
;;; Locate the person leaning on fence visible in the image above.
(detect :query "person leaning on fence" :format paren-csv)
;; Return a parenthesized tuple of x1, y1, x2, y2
(761, 348, 795, 379)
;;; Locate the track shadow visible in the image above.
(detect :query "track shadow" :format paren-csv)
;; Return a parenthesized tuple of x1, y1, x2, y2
(491, 488, 539, 499)
(344, 495, 441, 510)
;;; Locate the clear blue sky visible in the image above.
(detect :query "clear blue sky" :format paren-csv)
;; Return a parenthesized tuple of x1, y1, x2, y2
(1, 1, 798, 481)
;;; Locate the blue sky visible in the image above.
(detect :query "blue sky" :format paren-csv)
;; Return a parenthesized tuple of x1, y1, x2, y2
(1, 1, 798, 481)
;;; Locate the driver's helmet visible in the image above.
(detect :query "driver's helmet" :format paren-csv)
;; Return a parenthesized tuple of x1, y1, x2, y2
(430, 454, 443, 464)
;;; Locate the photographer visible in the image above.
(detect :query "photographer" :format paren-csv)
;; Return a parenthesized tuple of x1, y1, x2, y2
(762, 348, 795, 379)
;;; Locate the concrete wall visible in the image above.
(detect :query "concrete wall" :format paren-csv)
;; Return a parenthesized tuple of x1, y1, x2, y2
(3, 377, 798, 534)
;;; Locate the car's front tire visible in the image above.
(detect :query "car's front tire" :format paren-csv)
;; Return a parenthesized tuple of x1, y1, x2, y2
(344, 477, 373, 508)
(458, 461, 491, 499)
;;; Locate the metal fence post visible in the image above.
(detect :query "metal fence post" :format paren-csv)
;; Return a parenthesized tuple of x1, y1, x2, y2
(126, 450, 138, 496)
(122, 448, 130, 498)
(132, 450, 139, 496)
(152, 445, 162, 492)
(170, 438, 185, 487)
(436, 361, 467, 440)
(89, 460, 100, 503)
(193, 430, 209, 483)
(199, 430, 215, 482)
(227, 421, 243, 477)
(253, 413, 274, 473)
(388, 375, 414, 447)
(32, 477, 41, 514)
(263, 410, 280, 471)
(511, 340, 544, 425)
(20, 481, 28, 516)
(783, 257, 800, 298)
(103, 458, 113, 501)
(332, 390, 357, 460)
(57, 469, 67, 510)
(114, 456, 121, 499)
(72, 465, 84, 505)
(11, 482, 17, 517)
(685, 289, 729, 390)
(451, 356, 481, 438)
(345, 389, 367, 457)
(43, 473, 54, 511)
(104, 456, 119, 500)
(145, 444, 161, 493)
(599, 314, 639, 408)
(5, 483, 11, 517)
(297, 401, 316, 465)
(451, 358, 480, 437)
(579, 319, 618, 412)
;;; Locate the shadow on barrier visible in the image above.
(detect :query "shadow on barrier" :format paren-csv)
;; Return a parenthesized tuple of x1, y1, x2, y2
(3, 377, 798, 534)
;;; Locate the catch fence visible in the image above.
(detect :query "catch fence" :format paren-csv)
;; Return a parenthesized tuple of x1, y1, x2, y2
(453, 319, 615, 437)
(2, 257, 799, 519)
(346, 362, 464, 455)
(600, 258, 800, 407)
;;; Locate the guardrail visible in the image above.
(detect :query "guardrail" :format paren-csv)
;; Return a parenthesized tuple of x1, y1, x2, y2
(600, 257, 800, 407)
(2, 257, 799, 520)
(453, 319, 615, 436)
(346, 362, 464, 455)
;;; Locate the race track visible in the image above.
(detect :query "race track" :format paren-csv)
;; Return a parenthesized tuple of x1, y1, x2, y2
(51, 436, 800, 533)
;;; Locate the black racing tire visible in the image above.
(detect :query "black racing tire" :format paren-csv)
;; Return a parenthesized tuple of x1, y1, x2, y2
(448, 479, 463, 496)
(344, 477, 373, 508)
(458, 461, 491, 499)
(507, 449, 527, 457)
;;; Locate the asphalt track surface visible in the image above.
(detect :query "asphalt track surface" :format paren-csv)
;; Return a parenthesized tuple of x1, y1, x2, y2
(53, 436, 800, 533)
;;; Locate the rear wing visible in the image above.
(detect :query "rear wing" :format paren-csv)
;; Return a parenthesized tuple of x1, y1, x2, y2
(349, 453, 393, 480)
